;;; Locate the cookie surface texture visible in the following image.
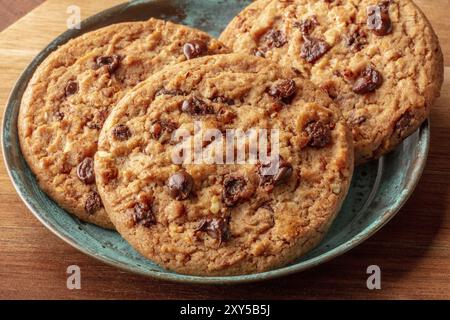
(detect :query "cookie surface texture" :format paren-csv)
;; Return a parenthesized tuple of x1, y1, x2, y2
(18, 19, 228, 228)
(220, 0, 443, 163)
(95, 53, 354, 275)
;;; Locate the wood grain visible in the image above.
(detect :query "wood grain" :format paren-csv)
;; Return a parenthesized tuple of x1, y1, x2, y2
(0, 0, 449, 299)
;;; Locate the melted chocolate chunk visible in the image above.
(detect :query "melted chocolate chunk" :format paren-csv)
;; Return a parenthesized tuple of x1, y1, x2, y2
(65, 81, 79, 96)
(150, 120, 178, 140)
(96, 55, 120, 73)
(222, 175, 252, 207)
(268, 79, 297, 104)
(133, 200, 156, 228)
(395, 111, 413, 135)
(300, 36, 330, 63)
(262, 29, 288, 48)
(258, 157, 293, 189)
(167, 171, 194, 200)
(181, 96, 214, 116)
(304, 121, 332, 148)
(367, 2, 392, 36)
(112, 124, 132, 141)
(352, 66, 383, 94)
(85, 191, 103, 215)
(254, 28, 288, 57)
(183, 40, 208, 60)
(77, 157, 95, 185)
(196, 217, 230, 244)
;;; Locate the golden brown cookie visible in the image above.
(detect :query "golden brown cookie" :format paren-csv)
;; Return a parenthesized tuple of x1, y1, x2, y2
(220, 0, 443, 163)
(95, 53, 354, 275)
(18, 18, 228, 228)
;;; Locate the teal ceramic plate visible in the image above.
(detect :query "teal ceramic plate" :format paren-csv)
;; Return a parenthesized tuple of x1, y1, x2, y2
(1, 0, 429, 284)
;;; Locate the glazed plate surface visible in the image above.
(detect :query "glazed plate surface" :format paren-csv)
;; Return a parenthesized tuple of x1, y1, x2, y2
(1, 0, 429, 284)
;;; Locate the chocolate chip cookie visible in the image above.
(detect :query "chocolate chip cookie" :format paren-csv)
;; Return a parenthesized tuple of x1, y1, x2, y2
(220, 0, 443, 163)
(18, 19, 228, 228)
(94, 53, 354, 275)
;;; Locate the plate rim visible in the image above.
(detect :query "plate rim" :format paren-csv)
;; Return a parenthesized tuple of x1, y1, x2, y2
(1, 0, 430, 284)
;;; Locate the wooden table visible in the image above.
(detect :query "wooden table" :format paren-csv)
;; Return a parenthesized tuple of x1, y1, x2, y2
(0, 0, 449, 300)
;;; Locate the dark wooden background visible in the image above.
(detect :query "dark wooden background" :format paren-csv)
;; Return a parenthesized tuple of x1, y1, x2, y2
(0, 0, 43, 31)
(0, 0, 449, 299)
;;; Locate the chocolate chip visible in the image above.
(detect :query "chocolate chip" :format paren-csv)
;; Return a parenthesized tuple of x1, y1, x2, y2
(181, 96, 214, 116)
(344, 28, 368, 52)
(112, 124, 131, 141)
(96, 55, 120, 73)
(85, 191, 103, 215)
(367, 2, 392, 36)
(273, 161, 293, 186)
(352, 66, 383, 94)
(133, 200, 156, 227)
(65, 81, 78, 96)
(167, 171, 194, 200)
(294, 16, 319, 35)
(304, 121, 332, 148)
(196, 217, 230, 244)
(300, 36, 330, 63)
(395, 112, 413, 135)
(77, 157, 95, 185)
(150, 120, 178, 140)
(183, 40, 208, 60)
(222, 175, 252, 207)
(263, 29, 287, 48)
(268, 79, 297, 104)
(258, 157, 293, 189)
(255, 28, 284, 56)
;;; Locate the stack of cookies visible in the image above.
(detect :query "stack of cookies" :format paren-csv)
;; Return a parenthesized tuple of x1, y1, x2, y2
(19, 0, 443, 276)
